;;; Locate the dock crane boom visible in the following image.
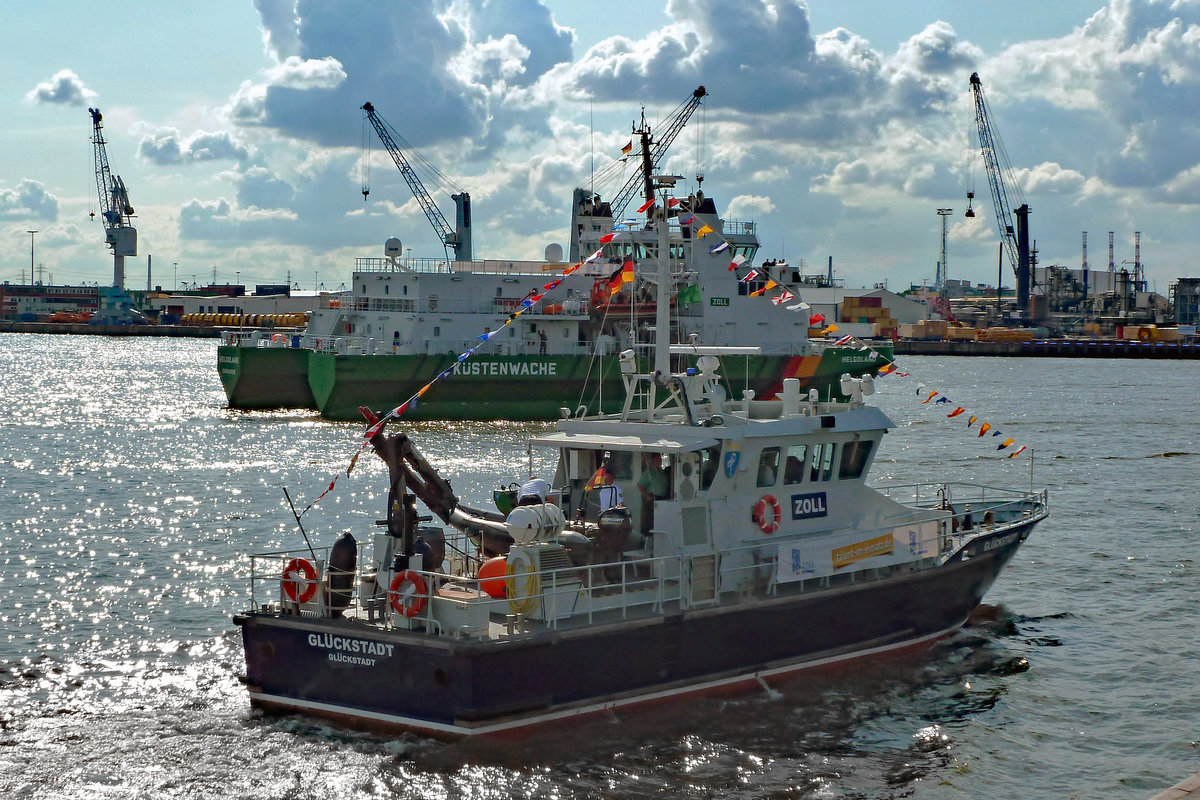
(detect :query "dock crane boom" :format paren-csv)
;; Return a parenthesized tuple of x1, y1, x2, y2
(969, 73, 1032, 311)
(610, 85, 706, 219)
(88, 107, 137, 288)
(361, 101, 472, 263)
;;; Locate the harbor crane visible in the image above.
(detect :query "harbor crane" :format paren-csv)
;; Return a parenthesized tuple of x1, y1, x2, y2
(610, 85, 707, 219)
(88, 107, 137, 288)
(969, 72, 1033, 312)
(361, 101, 472, 263)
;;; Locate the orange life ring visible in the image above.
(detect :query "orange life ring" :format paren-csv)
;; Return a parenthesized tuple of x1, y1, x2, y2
(753, 495, 782, 534)
(1137, 327, 1152, 342)
(282, 557, 318, 603)
(388, 570, 428, 617)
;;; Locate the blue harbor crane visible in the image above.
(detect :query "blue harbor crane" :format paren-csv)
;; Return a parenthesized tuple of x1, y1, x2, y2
(88, 107, 137, 289)
(969, 72, 1033, 313)
(360, 101, 472, 263)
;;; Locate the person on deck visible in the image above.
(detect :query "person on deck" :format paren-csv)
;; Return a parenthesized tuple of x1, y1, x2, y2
(637, 454, 670, 535)
(516, 477, 551, 506)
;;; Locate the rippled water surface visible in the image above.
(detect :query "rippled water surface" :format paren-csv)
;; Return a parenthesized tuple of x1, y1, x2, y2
(0, 333, 1196, 798)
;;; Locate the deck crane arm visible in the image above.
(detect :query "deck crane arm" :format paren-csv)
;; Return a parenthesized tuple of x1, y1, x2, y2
(610, 85, 706, 219)
(969, 73, 1032, 310)
(88, 107, 136, 288)
(361, 101, 471, 262)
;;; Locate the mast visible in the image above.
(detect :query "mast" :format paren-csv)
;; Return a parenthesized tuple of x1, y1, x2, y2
(653, 194, 671, 380)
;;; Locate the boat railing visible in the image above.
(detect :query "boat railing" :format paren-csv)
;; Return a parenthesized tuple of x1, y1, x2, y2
(353, 256, 556, 276)
(297, 333, 597, 358)
(246, 488, 1045, 636)
(248, 537, 798, 634)
(248, 543, 683, 632)
(875, 480, 1049, 547)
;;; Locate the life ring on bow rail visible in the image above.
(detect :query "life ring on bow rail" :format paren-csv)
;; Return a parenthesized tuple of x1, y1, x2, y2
(753, 495, 783, 534)
(388, 570, 428, 617)
(281, 557, 318, 604)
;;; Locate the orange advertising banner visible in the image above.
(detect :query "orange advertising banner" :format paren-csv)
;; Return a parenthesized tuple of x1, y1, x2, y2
(832, 533, 895, 569)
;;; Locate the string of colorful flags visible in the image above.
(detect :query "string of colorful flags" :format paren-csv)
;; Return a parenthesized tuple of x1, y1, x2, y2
(297, 199, 1023, 516)
(297, 232, 637, 516)
(912, 381, 1027, 457)
(827, 332, 1028, 459)
(683, 208, 1026, 459)
(676, 211, 839, 333)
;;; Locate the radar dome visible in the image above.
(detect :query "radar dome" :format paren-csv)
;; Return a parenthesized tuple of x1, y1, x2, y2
(384, 237, 403, 258)
(544, 243, 564, 263)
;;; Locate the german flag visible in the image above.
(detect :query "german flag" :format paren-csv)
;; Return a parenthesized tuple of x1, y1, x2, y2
(584, 465, 612, 491)
(608, 260, 635, 296)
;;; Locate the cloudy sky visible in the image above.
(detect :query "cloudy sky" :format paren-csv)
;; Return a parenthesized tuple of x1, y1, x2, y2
(4, 0, 1197, 295)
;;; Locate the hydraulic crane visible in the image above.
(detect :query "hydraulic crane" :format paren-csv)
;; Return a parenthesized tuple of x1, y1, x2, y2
(969, 72, 1032, 312)
(610, 86, 706, 219)
(361, 101, 472, 263)
(88, 107, 137, 288)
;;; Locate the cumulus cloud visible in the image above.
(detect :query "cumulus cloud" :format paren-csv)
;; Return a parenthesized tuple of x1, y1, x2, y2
(893, 21, 981, 76)
(725, 194, 776, 217)
(0, 180, 59, 220)
(179, 158, 376, 248)
(1157, 162, 1200, 204)
(536, 0, 983, 155)
(988, 0, 1200, 189)
(138, 129, 252, 165)
(229, 0, 572, 150)
(1015, 162, 1087, 194)
(237, 166, 296, 209)
(24, 69, 97, 106)
(153, 0, 1198, 293)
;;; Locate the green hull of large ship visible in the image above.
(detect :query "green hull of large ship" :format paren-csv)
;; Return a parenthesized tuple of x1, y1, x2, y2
(217, 345, 317, 410)
(307, 347, 893, 421)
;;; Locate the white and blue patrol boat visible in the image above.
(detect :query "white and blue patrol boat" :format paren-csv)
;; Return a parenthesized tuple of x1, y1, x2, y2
(233, 183, 1048, 738)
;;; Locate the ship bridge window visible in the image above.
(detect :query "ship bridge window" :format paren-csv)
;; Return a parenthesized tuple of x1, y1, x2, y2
(384, 285, 389, 295)
(810, 442, 836, 482)
(698, 444, 721, 489)
(608, 450, 633, 480)
(784, 444, 807, 485)
(756, 447, 780, 488)
(838, 439, 874, 480)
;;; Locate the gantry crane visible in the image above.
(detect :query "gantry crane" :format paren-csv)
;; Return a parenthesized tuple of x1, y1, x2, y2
(610, 85, 707, 219)
(969, 73, 1035, 312)
(361, 101, 472, 263)
(88, 107, 137, 288)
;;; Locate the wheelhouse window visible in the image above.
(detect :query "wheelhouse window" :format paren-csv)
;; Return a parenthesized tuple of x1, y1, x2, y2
(838, 439, 874, 480)
(809, 442, 835, 482)
(608, 450, 633, 480)
(783, 444, 807, 485)
(699, 444, 722, 489)
(756, 447, 780, 488)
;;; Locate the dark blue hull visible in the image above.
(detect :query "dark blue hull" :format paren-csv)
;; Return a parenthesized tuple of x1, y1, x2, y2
(235, 524, 1033, 737)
